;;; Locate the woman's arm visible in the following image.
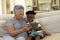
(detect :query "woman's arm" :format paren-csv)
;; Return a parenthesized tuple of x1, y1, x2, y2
(7, 25, 31, 37)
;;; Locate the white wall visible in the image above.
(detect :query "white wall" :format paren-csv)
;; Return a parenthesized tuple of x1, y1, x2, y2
(0, 0, 2, 15)
(10, 0, 15, 11)
(25, 0, 33, 6)
(38, 0, 51, 3)
(10, 0, 26, 12)
(15, 0, 26, 12)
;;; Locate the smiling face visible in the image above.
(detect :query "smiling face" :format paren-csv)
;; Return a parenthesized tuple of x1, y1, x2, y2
(13, 5, 24, 20)
(14, 9, 24, 20)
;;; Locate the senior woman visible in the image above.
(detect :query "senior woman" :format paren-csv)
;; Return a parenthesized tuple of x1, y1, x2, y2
(3, 5, 31, 40)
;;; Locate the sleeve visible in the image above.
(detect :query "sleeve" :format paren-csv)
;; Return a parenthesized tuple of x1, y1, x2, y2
(5, 19, 13, 27)
(37, 23, 42, 28)
(33, 20, 42, 27)
(23, 18, 28, 23)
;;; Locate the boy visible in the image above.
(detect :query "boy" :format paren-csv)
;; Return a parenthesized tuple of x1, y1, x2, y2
(25, 11, 51, 40)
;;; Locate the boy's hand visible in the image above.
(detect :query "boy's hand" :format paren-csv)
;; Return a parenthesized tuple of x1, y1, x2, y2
(44, 31, 51, 36)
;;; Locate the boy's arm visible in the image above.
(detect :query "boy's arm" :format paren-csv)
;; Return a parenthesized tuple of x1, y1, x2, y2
(32, 27, 42, 30)
(41, 27, 51, 36)
(32, 23, 42, 30)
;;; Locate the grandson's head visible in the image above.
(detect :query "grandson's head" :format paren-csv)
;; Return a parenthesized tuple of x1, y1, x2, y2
(26, 11, 36, 22)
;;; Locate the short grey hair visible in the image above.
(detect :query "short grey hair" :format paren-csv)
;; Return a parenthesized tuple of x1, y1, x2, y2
(14, 5, 24, 13)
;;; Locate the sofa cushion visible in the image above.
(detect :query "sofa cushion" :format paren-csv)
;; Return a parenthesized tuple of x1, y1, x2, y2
(0, 37, 2, 40)
(0, 14, 12, 20)
(35, 15, 60, 34)
(42, 33, 60, 40)
(0, 20, 6, 37)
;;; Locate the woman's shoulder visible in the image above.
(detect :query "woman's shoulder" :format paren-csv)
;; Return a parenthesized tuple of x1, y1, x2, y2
(6, 18, 15, 22)
(23, 18, 28, 23)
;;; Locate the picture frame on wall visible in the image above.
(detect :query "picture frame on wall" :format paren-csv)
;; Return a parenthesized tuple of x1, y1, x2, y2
(51, 0, 57, 6)
(33, 0, 38, 7)
(51, 0, 59, 10)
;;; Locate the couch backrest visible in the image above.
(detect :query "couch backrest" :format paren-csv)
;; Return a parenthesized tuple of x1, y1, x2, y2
(0, 14, 12, 37)
(35, 15, 60, 34)
(0, 21, 6, 37)
(0, 10, 60, 20)
(35, 10, 60, 18)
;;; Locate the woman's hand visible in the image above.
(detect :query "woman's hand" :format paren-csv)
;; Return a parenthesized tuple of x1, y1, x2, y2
(24, 24, 32, 31)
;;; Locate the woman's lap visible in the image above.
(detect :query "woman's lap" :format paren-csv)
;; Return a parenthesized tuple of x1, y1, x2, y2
(3, 35, 26, 40)
(16, 36, 26, 40)
(3, 35, 15, 40)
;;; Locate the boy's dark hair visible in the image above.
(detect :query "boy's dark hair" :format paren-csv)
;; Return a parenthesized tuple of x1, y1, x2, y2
(26, 11, 36, 15)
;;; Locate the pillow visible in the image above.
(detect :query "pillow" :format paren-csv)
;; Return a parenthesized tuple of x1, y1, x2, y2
(0, 20, 6, 36)
(35, 15, 60, 33)
(42, 33, 60, 40)
(0, 14, 12, 20)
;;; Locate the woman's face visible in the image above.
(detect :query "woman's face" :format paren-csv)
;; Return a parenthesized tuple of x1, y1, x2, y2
(15, 9, 24, 20)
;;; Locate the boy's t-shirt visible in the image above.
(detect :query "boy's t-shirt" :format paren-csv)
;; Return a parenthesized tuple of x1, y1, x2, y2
(24, 18, 43, 36)
(4, 18, 27, 38)
(24, 18, 42, 28)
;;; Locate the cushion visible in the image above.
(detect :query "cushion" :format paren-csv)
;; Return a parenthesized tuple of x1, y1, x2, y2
(0, 20, 6, 37)
(42, 33, 60, 40)
(35, 15, 60, 33)
(0, 37, 2, 40)
(0, 14, 12, 20)
(35, 10, 60, 18)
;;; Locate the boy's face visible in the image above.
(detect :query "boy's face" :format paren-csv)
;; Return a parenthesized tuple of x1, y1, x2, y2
(27, 14, 35, 22)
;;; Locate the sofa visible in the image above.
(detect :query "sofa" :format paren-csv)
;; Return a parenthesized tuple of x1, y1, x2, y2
(0, 10, 60, 40)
